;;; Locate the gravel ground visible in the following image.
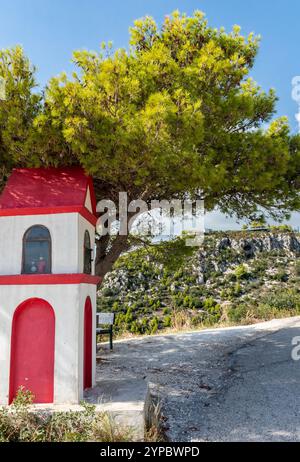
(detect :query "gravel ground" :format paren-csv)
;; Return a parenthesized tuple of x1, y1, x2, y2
(97, 317, 300, 442)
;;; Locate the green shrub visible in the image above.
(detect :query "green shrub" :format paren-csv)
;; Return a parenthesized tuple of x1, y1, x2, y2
(227, 305, 248, 323)
(260, 289, 300, 311)
(163, 315, 172, 328)
(233, 282, 243, 297)
(163, 307, 171, 315)
(149, 317, 159, 334)
(101, 288, 117, 297)
(234, 264, 251, 280)
(202, 297, 222, 324)
(0, 388, 131, 442)
(272, 271, 289, 282)
(252, 259, 268, 275)
(226, 273, 237, 282)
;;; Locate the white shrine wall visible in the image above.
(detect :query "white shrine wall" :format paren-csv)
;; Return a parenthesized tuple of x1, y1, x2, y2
(0, 212, 96, 276)
(0, 282, 97, 405)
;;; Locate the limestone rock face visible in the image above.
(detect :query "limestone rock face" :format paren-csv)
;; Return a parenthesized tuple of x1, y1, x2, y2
(99, 232, 300, 296)
(195, 233, 300, 284)
(97, 231, 300, 336)
(217, 233, 300, 255)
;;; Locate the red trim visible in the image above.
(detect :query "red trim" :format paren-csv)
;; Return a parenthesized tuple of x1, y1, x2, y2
(0, 206, 97, 226)
(0, 274, 101, 285)
(84, 297, 93, 390)
(0, 205, 81, 216)
(79, 207, 98, 226)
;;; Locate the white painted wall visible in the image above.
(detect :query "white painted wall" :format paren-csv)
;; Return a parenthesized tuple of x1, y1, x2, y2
(0, 212, 96, 276)
(0, 211, 98, 404)
(0, 213, 79, 275)
(78, 215, 96, 275)
(0, 283, 97, 405)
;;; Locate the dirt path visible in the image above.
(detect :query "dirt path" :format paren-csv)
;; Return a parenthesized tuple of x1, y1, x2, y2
(97, 317, 300, 442)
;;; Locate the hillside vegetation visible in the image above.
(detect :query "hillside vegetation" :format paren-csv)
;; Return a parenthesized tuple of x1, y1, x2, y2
(98, 230, 300, 336)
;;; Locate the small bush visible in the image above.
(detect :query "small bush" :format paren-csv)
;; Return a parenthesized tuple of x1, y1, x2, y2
(252, 259, 268, 275)
(227, 305, 248, 323)
(235, 265, 251, 280)
(272, 271, 289, 282)
(0, 388, 131, 442)
(261, 289, 300, 311)
(163, 315, 172, 328)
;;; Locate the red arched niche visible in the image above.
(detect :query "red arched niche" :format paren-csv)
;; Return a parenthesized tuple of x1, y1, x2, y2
(84, 297, 92, 390)
(9, 298, 55, 404)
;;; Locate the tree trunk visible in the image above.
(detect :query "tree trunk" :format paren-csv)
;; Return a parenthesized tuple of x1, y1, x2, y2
(94, 196, 149, 285)
(95, 233, 131, 283)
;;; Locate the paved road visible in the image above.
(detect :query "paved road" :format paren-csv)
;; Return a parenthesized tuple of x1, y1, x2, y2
(98, 317, 300, 442)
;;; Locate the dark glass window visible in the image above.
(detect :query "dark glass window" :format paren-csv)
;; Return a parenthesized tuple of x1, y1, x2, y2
(22, 226, 51, 274)
(84, 231, 92, 275)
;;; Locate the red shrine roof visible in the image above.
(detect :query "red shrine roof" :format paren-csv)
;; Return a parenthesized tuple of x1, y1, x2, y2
(0, 167, 97, 225)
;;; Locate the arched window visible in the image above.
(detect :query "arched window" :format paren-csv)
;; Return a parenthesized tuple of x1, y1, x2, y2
(84, 230, 92, 275)
(22, 226, 51, 274)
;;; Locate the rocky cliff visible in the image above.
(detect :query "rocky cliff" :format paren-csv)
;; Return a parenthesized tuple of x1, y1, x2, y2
(197, 232, 300, 283)
(98, 231, 300, 336)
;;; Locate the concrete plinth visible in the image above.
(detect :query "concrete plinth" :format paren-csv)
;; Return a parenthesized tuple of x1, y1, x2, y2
(84, 379, 150, 441)
(3, 378, 151, 441)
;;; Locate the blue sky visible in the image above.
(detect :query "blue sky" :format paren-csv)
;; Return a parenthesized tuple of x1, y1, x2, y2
(0, 0, 299, 229)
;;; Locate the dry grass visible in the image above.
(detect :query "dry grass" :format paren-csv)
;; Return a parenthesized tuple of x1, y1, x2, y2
(0, 388, 132, 442)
